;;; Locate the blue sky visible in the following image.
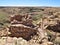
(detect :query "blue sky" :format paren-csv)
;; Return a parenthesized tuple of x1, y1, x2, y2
(0, 0, 60, 7)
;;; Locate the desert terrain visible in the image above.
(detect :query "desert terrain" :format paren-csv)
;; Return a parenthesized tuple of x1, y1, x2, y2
(0, 7, 60, 45)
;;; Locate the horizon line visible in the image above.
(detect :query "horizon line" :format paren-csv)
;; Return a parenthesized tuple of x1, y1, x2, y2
(0, 5, 60, 7)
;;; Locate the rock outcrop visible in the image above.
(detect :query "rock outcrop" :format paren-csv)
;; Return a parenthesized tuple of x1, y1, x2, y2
(9, 14, 37, 40)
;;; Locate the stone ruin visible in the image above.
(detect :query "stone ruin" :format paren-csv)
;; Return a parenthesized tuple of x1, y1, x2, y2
(9, 14, 37, 40)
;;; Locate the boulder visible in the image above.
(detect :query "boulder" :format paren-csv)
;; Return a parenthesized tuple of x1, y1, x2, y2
(47, 22, 60, 32)
(9, 24, 37, 40)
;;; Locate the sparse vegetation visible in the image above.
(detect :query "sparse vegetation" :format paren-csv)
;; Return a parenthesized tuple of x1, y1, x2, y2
(0, 7, 60, 45)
